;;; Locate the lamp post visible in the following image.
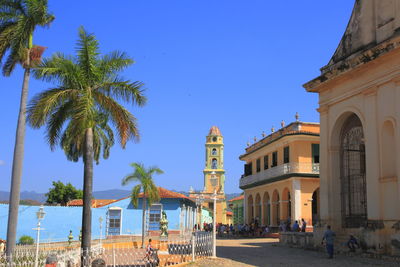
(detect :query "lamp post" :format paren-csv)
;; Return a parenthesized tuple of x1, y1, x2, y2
(99, 216, 103, 245)
(210, 172, 218, 258)
(34, 205, 46, 267)
(195, 195, 204, 230)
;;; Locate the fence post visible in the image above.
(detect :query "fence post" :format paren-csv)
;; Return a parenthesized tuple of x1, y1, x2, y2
(192, 232, 195, 262)
(112, 244, 116, 267)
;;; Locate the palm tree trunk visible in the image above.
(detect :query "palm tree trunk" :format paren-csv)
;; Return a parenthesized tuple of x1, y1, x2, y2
(81, 128, 93, 266)
(141, 196, 146, 248)
(6, 68, 31, 258)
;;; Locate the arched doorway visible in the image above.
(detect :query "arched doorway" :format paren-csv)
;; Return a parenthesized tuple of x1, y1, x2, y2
(312, 188, 320, 225)
(247, 195, 254, 223)
(340, 114, 367, 228)
(263, 192, 270, 226)
(282, 188, 291, 221)
(272, 190, 280, 226)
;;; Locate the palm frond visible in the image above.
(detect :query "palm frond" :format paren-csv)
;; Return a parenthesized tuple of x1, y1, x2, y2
(27, 87, 77, 128)
(76, 26, 100, 84)
(93, 91, 139, 146)
(130, 184, 141, 208)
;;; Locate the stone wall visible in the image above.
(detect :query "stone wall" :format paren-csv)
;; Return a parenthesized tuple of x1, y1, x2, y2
(279, 232, 314, 249)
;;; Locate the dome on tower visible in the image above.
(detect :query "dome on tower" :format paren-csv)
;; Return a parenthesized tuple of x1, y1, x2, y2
(209, 126, 221, 136)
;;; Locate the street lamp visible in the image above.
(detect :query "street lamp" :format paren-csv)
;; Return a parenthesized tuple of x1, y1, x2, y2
(195, 195, 204, 230)
(210, 171, 218, 258)
(34, 205, 46, 267)
(211, 190, 217, 258)
(99, 216, 103, 245)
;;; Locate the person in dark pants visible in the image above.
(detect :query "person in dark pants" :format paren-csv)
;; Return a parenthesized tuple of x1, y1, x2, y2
(321, 225, 336, 259)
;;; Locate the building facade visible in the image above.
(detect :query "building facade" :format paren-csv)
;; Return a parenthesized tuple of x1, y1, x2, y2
(190, 126, 228, 224)
(304, 0, 400, 255)
(228, 195, 244, 225)
(240, 121, 320, 229)
(0, 187, 196, 242)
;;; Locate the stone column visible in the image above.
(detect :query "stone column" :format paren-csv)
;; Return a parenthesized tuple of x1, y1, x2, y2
(364, 88, 380, 219)
(292, 179, 301, 221)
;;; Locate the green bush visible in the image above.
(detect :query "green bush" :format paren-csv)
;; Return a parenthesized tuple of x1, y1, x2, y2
(18, 235, 34, 245)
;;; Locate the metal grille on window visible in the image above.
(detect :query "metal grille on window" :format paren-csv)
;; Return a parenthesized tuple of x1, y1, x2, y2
(340, 114, 367, 228)
(148, 204, 162, 231)
(107, 209, 121, 235)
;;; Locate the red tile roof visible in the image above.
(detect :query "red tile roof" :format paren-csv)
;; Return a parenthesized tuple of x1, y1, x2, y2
(138, 187, 192, 201)
(66, 199, 116, 208)
(67, 187, 193, 208)
(229, 195, 244, 202)
(209, 126, 221, 136)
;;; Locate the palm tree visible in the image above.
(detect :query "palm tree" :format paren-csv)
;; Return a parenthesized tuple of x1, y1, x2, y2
(0, 0, 54, 256)
(26, 27, 146, 258)
(122, 162, 163, 247)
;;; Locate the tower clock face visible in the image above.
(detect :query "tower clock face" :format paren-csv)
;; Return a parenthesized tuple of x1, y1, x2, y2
(213, 137, 217, 142)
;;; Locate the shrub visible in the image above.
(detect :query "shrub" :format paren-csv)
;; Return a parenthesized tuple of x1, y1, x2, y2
(18, 235, 34, 245)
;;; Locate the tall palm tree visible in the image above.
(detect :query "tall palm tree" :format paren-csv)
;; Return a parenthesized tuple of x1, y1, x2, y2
(27, 27, 146, 258)
(0, 0, 54, 256)
(122, 162, 163, 248)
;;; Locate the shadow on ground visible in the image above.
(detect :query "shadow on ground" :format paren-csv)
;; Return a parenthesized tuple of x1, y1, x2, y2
(216, 239, 399, 267)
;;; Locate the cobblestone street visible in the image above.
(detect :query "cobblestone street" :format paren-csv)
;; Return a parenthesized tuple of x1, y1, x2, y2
(188, 238, 400, 267)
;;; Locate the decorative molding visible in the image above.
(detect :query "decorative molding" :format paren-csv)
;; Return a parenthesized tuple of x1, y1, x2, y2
(379, 176, 398, 183)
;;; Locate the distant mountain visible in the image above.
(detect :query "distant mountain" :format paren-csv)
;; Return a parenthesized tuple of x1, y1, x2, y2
(92, 189, 130, 199)
(0, 189, 242, 203)
(0, 189, 132, 203)
(0, 191, 46, 202)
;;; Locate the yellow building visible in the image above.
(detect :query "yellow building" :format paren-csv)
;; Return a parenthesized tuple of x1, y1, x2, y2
(304, 0, 400, 255)
(240, 120, 320, 229)
(190, 126, 228, 224)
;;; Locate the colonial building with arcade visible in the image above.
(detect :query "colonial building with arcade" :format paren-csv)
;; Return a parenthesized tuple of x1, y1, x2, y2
(239, 118, 320, 230)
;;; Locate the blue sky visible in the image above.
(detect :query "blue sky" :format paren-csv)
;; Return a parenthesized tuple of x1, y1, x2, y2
(0, 1, 355, 194)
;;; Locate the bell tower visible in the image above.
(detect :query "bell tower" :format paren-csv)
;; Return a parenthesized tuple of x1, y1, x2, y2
(204, 126, 225, 194)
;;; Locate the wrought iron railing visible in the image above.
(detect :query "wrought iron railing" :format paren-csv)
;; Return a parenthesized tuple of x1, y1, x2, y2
(240, 163, 320, 187)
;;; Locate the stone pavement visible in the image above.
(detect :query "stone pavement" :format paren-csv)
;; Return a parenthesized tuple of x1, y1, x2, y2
(187, 238, 400, 267)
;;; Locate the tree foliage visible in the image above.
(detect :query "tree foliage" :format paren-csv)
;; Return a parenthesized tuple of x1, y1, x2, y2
(0, 0, 55, 74)
(26, 26, 146, 163)
(122, 162, 163, 208)
(45, 180, 83, 205)
(18, 235, 34, 245)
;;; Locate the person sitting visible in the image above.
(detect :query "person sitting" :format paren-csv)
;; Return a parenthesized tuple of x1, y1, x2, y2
(347, 235, 359, 252)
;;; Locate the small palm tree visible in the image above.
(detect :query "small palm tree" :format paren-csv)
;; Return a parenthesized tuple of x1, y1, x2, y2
(0, 0, 54, 256)
(27, 27, 146, 257)
(122, 162, 163, 247)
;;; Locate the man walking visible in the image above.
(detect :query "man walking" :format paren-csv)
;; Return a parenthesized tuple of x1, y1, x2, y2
(322, 225, 336, 259)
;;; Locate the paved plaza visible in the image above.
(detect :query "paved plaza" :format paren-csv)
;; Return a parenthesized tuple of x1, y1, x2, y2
(188, 238, 400, 267)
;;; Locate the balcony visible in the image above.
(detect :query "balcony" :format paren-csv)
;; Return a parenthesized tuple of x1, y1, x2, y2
(240, 163, 320, 188)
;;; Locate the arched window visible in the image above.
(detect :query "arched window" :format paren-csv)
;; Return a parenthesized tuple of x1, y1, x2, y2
(340, 114, 367, 228)
(211, 158, 218, 169)
(211, 148, 217, 156)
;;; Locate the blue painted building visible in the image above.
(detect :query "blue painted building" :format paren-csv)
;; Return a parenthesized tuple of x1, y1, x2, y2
(0, 187, 196, 242)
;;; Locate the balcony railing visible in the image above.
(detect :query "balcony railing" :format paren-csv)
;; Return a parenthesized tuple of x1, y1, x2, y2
(240, 163, 320, 188)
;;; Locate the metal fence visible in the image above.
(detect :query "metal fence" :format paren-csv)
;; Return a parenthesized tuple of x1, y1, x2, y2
(0, 232, 213, 267)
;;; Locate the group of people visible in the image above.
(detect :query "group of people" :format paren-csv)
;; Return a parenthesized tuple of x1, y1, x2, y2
(279, 218, 308, 232)
(321, 225, 360, 259)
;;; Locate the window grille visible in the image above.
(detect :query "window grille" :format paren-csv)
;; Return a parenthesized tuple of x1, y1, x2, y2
(107, 209, 122, 235)
(264, 155, 269, 170)
(284, 146, 290, 164)
(340, 114, 367, 228)
(148, 204, 163, 231)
